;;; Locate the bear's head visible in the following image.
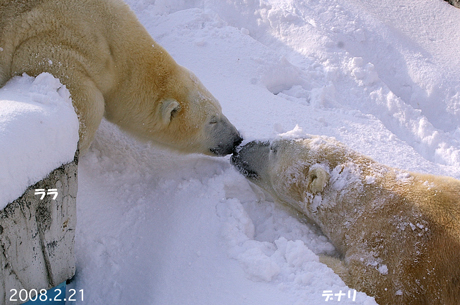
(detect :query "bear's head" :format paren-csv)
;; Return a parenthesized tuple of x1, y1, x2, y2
(231, 136, 336, 213)
(109, 65, 242, 156)
(152, 67, 243, 156)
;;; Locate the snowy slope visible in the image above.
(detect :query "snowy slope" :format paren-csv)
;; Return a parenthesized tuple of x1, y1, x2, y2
(73, 0, 460, 304)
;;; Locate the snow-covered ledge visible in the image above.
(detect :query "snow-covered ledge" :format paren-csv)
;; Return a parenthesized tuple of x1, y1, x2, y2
(0, 73, 79, 304)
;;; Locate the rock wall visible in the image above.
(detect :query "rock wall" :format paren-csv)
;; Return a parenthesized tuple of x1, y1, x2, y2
(0, 153, 78, 305)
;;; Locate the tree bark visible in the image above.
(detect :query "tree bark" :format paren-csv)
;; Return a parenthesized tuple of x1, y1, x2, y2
(0, 154, 78, 305)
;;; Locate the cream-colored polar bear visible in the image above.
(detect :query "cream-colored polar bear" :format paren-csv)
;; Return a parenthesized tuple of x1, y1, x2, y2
(232, 136, 460, 305)
(0, 0, 242, 155)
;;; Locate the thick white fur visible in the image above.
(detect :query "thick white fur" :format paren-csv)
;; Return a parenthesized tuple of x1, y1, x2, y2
(235, 137, 460, 305)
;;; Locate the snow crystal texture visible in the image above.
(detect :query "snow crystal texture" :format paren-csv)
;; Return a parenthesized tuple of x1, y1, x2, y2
(0, 73, 79, 209)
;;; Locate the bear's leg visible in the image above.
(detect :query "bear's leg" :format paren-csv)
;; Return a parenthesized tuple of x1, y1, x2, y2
(68, 77, 105, 153)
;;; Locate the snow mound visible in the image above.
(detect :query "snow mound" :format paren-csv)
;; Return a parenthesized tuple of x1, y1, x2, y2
(0, 73, 79, 209)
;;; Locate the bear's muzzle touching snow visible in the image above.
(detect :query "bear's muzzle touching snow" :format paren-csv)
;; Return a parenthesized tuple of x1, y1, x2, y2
(232, 136, 460, 305)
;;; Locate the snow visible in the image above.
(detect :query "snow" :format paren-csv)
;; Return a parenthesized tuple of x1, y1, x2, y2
(0, 73, 78, 209)
(2, 0, 460, 304)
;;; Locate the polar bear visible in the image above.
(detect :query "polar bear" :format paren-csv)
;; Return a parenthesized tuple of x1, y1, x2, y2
(0, 0, 242, 155)
(231, 136, 460, 305)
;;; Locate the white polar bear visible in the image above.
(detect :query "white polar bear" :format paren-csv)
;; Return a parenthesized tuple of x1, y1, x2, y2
(0, 0, 242, 155)
(232, 136, 460, 305)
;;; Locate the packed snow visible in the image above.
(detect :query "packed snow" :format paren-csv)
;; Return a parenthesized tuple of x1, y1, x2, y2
(0, 73, 78, 209)
(2, 0, 460, 304)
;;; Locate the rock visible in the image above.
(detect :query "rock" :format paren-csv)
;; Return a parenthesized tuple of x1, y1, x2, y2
(0, 153, 78, 305)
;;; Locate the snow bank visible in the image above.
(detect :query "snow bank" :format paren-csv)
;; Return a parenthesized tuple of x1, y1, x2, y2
(0, 73, 79, 209)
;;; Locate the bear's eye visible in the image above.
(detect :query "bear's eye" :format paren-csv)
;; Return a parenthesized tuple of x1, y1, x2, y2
(209, 116, 218, 125)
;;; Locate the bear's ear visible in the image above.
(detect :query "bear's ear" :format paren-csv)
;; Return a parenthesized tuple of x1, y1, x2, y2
(307, 167, 329, 194)
(160, 99, 181, 125)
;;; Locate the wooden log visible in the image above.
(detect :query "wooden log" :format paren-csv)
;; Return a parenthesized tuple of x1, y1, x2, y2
(0, 154, 78, 305)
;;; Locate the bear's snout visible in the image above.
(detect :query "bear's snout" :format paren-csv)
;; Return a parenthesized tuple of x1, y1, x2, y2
(210, 132, 243, 156)
(231, 140, 269, 179)
(231, 153, 259, 179)
(232, 134, 244, 151)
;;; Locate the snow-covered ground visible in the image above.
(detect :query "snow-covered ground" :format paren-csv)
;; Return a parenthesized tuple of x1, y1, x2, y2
(3, 0, 460, 304)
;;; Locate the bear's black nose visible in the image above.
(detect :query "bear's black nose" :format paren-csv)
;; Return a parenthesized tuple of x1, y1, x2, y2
(209, 133, 243, 156)
(233, 134, 243, 150)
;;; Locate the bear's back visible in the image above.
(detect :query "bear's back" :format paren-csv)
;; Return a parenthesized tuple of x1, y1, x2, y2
(0, 0, 138, 88)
